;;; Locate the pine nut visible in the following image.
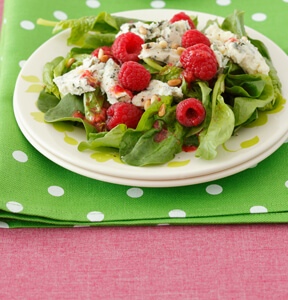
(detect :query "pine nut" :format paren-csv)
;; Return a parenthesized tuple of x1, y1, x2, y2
(171, 43, 180, 49)
(139, 26, 147, 35)
(151, 94, 159, 103)
(144, 99, 151, 110)
(98, 48, 104, 59)
(159, 40, 168, 48)
(158, 103, 166, 117)
(176, 47, 186, 55)
(100, 55, 109, 63)
(65, 58, 76, 68)
(167, 78, 182, 86)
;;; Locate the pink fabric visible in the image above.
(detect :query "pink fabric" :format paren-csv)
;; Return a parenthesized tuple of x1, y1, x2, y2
(1, 225, 288, 299)
(1, 2, 288, 298)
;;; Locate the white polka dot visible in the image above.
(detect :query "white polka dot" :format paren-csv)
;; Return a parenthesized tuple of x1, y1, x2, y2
(0, 56, 3, 61)
(127, 187, 143, 198)
(216, 0, 231, 6)
(283, 0, 288, 3)
(6, 201, 23, 213)
(73, 225, 90, 227)
(48, 186, 64, 197)
(3, 18, 7, 24)
(12, 150, 28, 163)
(252, 13, 267, 22)
(0, 221, 9, 229)
(87, 211, 104, 222)
(206, 184, 223, 195)
(53, 11, 68, 21)
(20, 20, 35, 30)
(250, 206, 268, 213)
(19, 60, 27, 68)
(86, 0, 101, 8)
(150, 1, 166, 8)
(285, 181, 288, 188)
(169, 209, 186, 218)
(157, 223, 170, 226)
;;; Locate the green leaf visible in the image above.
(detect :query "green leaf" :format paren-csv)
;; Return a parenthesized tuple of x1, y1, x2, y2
(155, 65, 183, 82)
(43, 56, 64, 98)
(221, 10, 247, 37)
(78, 124, 127, 151)
(120, 122, 184, 166)
(196, 74, 235, 160)
(44, 93, 97, 138)
(37, 89, 60, 113)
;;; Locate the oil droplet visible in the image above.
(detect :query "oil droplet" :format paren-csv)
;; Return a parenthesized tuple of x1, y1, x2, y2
(240, 136, 259, 149)
(64, 133, 78, 145)
(53, 122, 74, 132)
(30, 112, 45, 123)
(222, 143, 239, 152)
(267, 97, 286, 114)
(167, 160, 190, 167)
(90, 149, 123, 164)
(244, 111, 267, 128)
(91, 152, 114, 162)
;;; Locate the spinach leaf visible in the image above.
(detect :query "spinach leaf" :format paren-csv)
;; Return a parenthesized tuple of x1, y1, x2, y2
(37, 89, 60, 113)
(53, 12, 149, 46)
(43, 56, 63, 98)
(221, 10, 247, 37)
(83, 88, 105, 122)
(225, 72, 274, 126)
(155, 65, 183, 82)
(136, 96, 173, 132)
(120, 121, 184, 166)
(44, 93, 97, 138)
(78, 124, 127, 151)
(82, 33, 116, 49)
(196, 74, 235, 160)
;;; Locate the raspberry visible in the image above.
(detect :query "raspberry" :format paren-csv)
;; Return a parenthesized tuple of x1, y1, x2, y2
(170, 12, 196, 29)
(91, 46, 112, 58)
(106, 102, 144, 130)
(187, 44, 217, 62)
(182, 69, 196, 83)
(118, 61, 151, 92)
(111, 32, 144, 63)
(181, 29, 211, 48)
(176, 98, 206, 127)
(180, 44, 218, 81)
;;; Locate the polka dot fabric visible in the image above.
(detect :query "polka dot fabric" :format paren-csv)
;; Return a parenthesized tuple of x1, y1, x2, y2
(0, 0, 288, 228)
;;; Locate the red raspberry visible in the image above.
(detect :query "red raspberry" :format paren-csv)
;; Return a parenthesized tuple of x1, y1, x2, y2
(118, 61, 151, 92)
(180, 44, 217, 81)
(111, 32, 144, 63)
(187, 44, 217, 62)
(106, 102, 144, 130)
(170, 12, 196, 29)
(181, 29, 210, 48)
(176, 98, 206, 127)
(182, 69, 196, 83)
(91, 46, 112, 58)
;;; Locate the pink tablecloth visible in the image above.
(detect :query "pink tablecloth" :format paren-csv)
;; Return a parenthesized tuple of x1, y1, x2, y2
(1, 2, 288, 299)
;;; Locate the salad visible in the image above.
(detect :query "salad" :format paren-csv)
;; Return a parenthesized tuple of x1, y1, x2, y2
(37, 10, 284, 166)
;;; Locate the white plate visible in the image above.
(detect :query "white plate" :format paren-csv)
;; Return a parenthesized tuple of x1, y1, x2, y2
(13, 9, 288, 186)
(14, 104, 288, 187)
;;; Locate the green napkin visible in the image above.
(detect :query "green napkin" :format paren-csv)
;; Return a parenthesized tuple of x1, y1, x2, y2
(1, 0, 288, 228)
